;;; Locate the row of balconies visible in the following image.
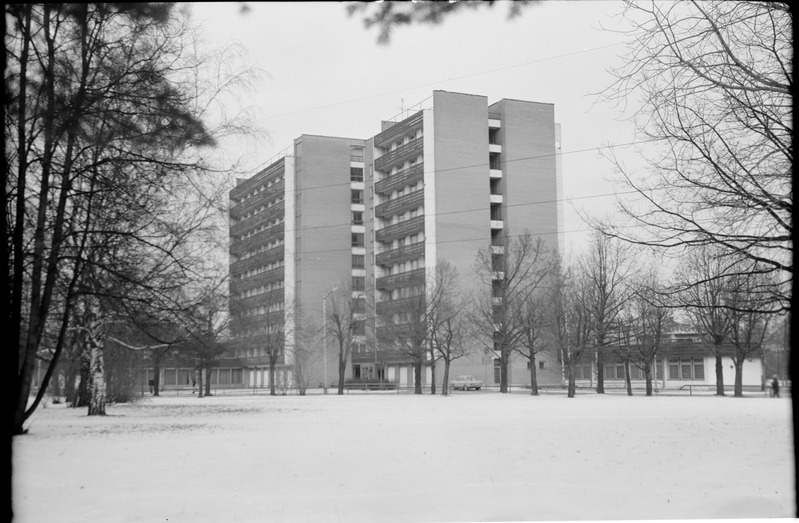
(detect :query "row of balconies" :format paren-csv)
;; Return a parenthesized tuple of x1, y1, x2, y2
(375, 241, 424, 268)
(230, 245, 284, 274)
(374, 137, 423, 172)
(375, 267, 425, 292)
(229, 222, 285, 257)
(375, 215, 425, 244)
(374, 189, 424, 219)
(230, 200, 285, 237)
(230, 179, 285, 220)
(233, 288, 284, 311)
(374, 163, 424, 196)
(373, 111, 423, 148)
(229, 266, 285, 294)
(375, 294, 425, 317)
(230, 157, 286, 202)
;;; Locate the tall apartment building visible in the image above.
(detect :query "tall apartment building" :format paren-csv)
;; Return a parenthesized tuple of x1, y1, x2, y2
(354, 91, 563, 387)
(228, 135, 367, 388)
(223, 91, 562, 391)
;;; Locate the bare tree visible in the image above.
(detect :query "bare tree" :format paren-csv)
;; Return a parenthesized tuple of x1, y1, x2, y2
(549, 259, 592, 398)
(628, 270, 671, 397)
(379, 288, 429, 395)
(515, 290, 552, 396)
(5, 4, 259, 434)
(474, 232, 554, 393)
(724, 267, 775, 397)
(580, 231, 632, 394)
(674, 245, 735, 396)
(427, 261, 469, 395)
(597, 1, 792, 313)
(326, 283, 369, 395)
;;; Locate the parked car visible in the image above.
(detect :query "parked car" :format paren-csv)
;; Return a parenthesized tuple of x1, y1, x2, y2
(452, 375, 482, 391)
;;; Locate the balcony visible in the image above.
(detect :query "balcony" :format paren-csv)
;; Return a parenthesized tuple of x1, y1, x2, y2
(375, 216, 424, 244)
(490, 245, 505, 255)
(230, 158, 285, 202)
(376, 268, 425, 292)
(229, 180, 285, 220)
(490, 219, 504, 230)
(229, 266, 285, 294)
(375, 137, 423, 172)
(230, 222, 284, 256)
(489, 169, 503, 179)
(489, 144, 502, 154)
(374, 111, 423, 147)
(376, 242, 425, 267)
(375, 190, 424, 219)
(374, 163, 424, 196)
(376, 295, 425, 317)
(488, 118, 502, 128)
(230, 201, 285, 237)
(230, 246, 284, 274)
(489, 194, 503, 204)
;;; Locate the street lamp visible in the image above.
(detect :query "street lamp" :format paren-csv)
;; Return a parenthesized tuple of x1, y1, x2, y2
(322, 287, 339, 395)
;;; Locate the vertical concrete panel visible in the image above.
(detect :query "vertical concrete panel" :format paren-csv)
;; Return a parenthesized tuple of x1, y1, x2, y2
(432, 91, 492, 293)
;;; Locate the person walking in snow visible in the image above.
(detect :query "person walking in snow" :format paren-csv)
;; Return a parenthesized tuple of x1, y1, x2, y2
(771, 375, 780, 398)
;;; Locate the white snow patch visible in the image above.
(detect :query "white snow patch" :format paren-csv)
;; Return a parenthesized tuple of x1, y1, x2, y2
(12, 393, 795, 522)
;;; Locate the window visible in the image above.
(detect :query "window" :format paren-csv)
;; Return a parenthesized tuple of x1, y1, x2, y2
(350, 167, 364, 182)
(353, 320, 365, 336)
(352, 276, 365, 291)
(494, 358, 501, 383)
(539, 361, 545, 370)
(351, 189, 364, 204)
(352, 211, 364, 225)
(353, 298, 366, 314)
(352, 254, 365, 269)
(667, 359, 704, 380)
(352, 233, 364, 247)
(350, 147, 364, 162)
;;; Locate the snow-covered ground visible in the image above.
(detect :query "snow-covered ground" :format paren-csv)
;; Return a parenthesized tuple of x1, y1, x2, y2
(12, 391, 795, 522)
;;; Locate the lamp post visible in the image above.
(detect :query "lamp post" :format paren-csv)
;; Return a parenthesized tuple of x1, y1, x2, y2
(322, 287, 339, 395)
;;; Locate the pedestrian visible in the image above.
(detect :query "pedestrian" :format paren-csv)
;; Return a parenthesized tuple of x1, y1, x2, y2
(771, 375, 780, 398)
(191, 376, 197, 394)
(148, 378, 155, 395)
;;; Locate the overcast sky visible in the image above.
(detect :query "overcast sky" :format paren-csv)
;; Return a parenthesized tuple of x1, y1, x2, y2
(189, 1, 646, 256)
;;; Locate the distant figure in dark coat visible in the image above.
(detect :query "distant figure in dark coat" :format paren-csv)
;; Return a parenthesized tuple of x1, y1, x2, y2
(149, 378, 155, 395)
(771, 375, 780, 398)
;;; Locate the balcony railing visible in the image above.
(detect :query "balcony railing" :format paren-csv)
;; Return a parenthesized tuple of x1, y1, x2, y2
(374, 190, 424, 219)
(374, 111, 423, 147)
(374, 163, 424, 196)
(230, 201, 285, 237)
(229, 266, 285, 293)
(230, 246, 284, 274)
(376, 268, 425, 292)
(375, 242, 425, 267)
(230, 222, 284, 256)
(376, 295, 425, 316)
(229, 180, 285, 219)
(375, 137, 423, 172)
(375, 216, 425, 244)
(230, 157, 286, 201)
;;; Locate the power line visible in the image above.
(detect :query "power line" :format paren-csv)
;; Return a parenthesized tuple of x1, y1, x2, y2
(262, 42, 625, 120)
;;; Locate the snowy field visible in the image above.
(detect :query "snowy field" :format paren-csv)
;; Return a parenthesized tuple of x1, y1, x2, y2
(12, 391, 795, 523)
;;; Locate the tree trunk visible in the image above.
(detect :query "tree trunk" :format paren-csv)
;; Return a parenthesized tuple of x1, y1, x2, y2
(413, 360, 422, 394)
(430, 351, 437, 395)
(269, 359, 277, 396)
(733, 360, 744, 397)
(596, 345, 605, 394)
(565, 363, 576, 398)
(205, 366, 212, 396)
(75, 348, 92, 408)
(87, 334, 106, 416)
(529, 353, 539, 396)
(499, 346, 509, 393)
(337, 356, 346, 395)
(442, 359, 450, 396)
(197, 367, 204, 398)
(644, 366, 653, 397)
(625, 360, 632, 396)
(152, 351, 161, 397)
(714, 353, 725, 396)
